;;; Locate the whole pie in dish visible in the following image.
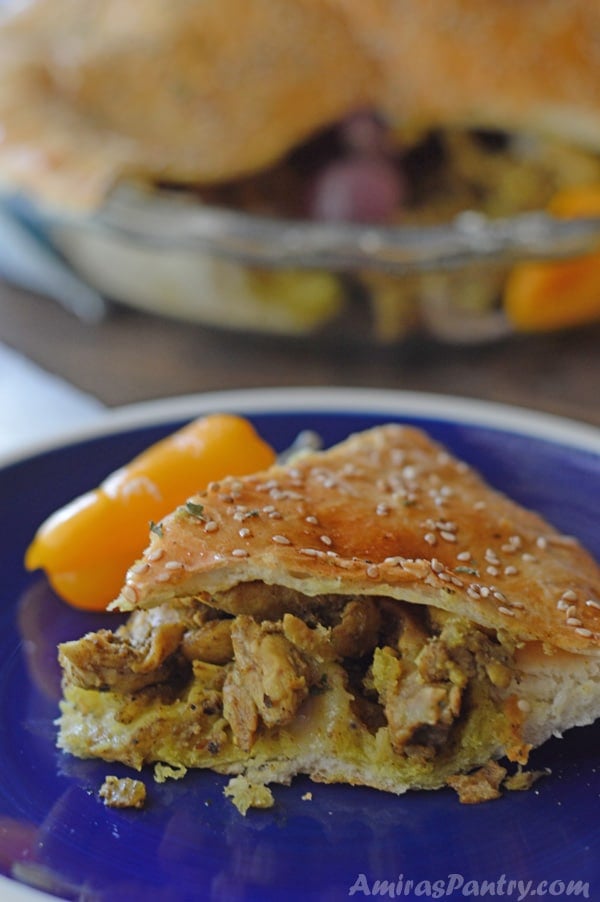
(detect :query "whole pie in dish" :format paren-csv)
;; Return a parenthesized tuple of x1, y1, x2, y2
(56, 424, 600, 808)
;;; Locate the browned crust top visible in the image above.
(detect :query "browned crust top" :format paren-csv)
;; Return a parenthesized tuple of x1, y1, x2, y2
(113, 424, 600, 655)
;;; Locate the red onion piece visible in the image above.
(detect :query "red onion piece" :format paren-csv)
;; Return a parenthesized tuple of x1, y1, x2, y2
(307, 156, 406, 224)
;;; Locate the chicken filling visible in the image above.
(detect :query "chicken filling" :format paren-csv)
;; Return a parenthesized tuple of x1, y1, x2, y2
(59, 588, 515, 762)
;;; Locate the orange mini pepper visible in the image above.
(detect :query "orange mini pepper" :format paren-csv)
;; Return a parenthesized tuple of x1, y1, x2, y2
(25, 413, 275, 610)
(504, 185, 600, 331)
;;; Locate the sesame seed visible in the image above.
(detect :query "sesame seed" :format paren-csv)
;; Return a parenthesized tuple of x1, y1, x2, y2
(204, 521, 219, 533)
(146, 548, 164, 562)
(567, 618, 583, 627)
(430, 558, 444, 574)
(457, 551, 471, 562)
(207, 481, 220, 491)
(561, 590, 577, 602)
(485, 549, 500, 565)
(498, 606, 515, 617)
(231, 549, 248, 558)
(366, 564, 380, 579)
(557, 600, 569, 611)
(521, 553, 536, 563)
(566, 605, 577, 619)
(299, 547, 319, 557)
(320, 535, 333, 546)
(450, 576, 464, 587)
(585, 599, 600, 610)
(473, 500, 487, 511)
(486, 566, 499, 577)
(376, 503, 390, 516)
(517, 699, 531, 713)
(238, 528, 251, 538)
(156, 572, 171, 583)
(262, 505, 276, 513)
(504, 566, 519, 576)
(575, 627, 594, 638)
(305, 515, 318, 525)
(440, 531, 457, 543)
(536, 536, 548, 550)
(424, 532, 437, 546)
(493, 590, 506, 601)
(269, 511, 283, 519)
(272, 534, 291, 545)
(121, 584, 138, 604)
(129, 561, 149, 575)
(165, 560, 183, 570)
(480, 586, 491, 598)
(467, 587, 480, 599)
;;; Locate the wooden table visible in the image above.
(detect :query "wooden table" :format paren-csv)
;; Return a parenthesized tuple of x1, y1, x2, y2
(0, 279, 598, 427)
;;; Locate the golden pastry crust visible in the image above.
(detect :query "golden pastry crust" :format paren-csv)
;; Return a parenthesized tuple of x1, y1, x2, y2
(2, 0, 600, 208)
(113, 424, 600, 656)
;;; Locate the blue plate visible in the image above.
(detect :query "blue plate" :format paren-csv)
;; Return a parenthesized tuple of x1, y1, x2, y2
(0, 388, 599, 902)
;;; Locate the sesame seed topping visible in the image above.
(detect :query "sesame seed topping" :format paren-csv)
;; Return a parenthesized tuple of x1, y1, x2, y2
(305, 515, 318, 525)
(238, 528, 251, 538)
(366, 564, 380, 579)
(269, 511, 283, 519)
(300, 547, 319, 557)
(575, 627, 594, 638)
(231, 548, 248, 558)
(521, 553, 536, 563)
(473, 500, 486, 511)
(376, 503, 390, 516)
(566, 605, 577, 619)
(121, 584, 138, 603)
(480, 586, 491, 598)
(320, 535, 333, 546)
(486, 566, 499, 577)
(156, 572, 171, 583)
(424, 532, 437, 546)
(504, 566, 519, 576)
(561, 590, 577, 602)
(129, 561, 149, 575)
(262, 505, 276, 513)
(567, 617, 583, 627)
(204, 521, 219, 533)
(430, 558, 444, 574)
(586, 599, 600, 610)
(557, 600, 569, 611)
(440, 530, 457, 543)
(457, 551, 471, 562)
(272, 534, 291, 545)
(164, 560, 183, 570)
(536, 536, 548, 550)
(146, 548, 164, 562)
(517, 699, 531, 713)
(498, 606, 515, 617)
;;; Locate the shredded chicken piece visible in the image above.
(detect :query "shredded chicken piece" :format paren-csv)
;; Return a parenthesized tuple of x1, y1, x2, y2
(223, 615, 319, 751)
(58, 622, 185, 693)
(181, 619, 234, 664)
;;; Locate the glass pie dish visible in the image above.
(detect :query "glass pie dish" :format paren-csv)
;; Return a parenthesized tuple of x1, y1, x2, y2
(4, 177, 600, 346)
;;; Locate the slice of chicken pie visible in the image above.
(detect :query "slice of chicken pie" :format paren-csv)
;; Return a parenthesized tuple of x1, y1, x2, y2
(57, 424, 600, 803)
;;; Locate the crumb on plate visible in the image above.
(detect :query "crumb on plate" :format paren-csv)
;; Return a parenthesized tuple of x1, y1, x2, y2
(99, 775, 147, 809)
(224, 775, 274, 815)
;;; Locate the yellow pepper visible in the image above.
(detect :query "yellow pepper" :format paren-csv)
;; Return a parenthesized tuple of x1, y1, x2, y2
(25, 413, 275, 611)
(504, 186, 600, 331)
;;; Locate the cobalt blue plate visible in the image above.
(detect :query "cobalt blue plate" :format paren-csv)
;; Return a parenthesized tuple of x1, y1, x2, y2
(0, 388, 599, 902)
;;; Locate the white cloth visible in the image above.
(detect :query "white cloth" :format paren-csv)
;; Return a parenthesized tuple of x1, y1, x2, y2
(0, 341, 105, 460)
